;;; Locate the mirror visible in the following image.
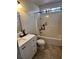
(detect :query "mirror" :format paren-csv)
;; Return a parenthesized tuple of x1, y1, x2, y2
(17, 12, 22, 33)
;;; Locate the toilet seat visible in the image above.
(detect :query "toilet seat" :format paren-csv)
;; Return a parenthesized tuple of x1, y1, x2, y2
(37, 39, 45, 45)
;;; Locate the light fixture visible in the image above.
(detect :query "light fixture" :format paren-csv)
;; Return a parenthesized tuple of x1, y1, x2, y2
(17, 1, 20, 4)
(17, 1, 22, 9)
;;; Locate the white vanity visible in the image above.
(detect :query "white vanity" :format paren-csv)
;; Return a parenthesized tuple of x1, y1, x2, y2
(17, 34, 37, 59)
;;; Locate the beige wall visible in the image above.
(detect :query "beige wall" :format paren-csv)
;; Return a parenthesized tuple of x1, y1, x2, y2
(17, 1, 62, 37)
(40, 12, 62, 38)
(38, 2, 62, 38)
(17, 0, 40, 34)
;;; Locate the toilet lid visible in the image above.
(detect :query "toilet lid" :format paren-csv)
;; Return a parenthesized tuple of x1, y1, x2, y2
(37, 39, 45, 45)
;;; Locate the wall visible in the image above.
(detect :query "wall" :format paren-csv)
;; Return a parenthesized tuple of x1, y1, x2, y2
(17, 12, 22, 32)
(39, 1, 62, 11)
(40, 12, 62, 38)
(17, 0, 40, 34)
(26, 12, 40, 34)
(37, 2, 62, 38)
(17, 1, 62, 36)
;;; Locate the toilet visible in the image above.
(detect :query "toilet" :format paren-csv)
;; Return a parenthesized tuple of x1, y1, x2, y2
(37, 39, 45, 49)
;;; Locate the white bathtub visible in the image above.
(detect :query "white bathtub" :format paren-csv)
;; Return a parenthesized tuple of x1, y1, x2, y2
(37, 35, 62, 46)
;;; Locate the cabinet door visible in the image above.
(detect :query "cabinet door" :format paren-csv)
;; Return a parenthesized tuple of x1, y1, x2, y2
(20, 42, 33, 59)
(31, 36, 37, 55)
(20, 36, 37, 59)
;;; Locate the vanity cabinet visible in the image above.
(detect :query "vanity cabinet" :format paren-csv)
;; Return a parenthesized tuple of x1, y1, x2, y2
(18, 34, 37, 59)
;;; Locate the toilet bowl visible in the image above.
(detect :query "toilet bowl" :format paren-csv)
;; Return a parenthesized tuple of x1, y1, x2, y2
(37, 39, 45, 49)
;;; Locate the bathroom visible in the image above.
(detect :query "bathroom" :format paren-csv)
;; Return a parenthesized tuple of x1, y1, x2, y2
(17, 0, 62, 59)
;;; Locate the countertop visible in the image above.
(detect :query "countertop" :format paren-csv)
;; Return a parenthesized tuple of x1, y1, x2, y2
(17, 34, 35, 47)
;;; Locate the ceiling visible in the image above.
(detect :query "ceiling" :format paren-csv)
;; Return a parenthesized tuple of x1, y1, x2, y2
(19, 0, 62, 6)
(30, 0, 62, 6)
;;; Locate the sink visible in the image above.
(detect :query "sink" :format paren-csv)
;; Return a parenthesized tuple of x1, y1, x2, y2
(17, 34, 36, 47)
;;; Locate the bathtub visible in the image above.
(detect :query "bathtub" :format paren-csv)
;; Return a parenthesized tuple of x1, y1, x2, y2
(37, 35, 62, 46)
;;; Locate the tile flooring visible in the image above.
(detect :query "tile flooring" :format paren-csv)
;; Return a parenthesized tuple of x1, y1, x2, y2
(33, 45, 62, 59)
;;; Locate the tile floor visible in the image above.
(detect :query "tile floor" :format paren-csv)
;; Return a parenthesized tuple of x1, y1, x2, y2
(33, 45, 62, 59)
